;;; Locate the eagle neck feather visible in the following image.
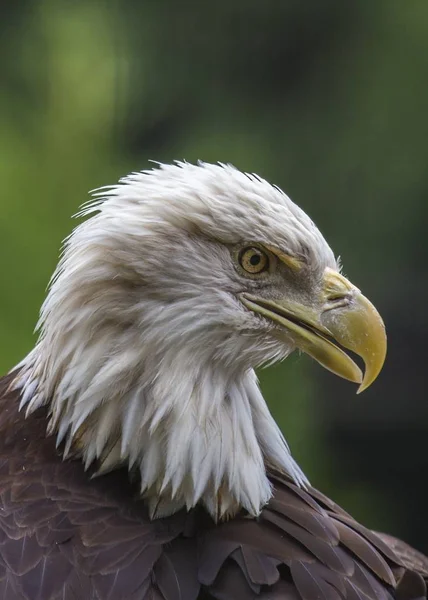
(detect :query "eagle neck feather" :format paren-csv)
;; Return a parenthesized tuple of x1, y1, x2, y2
(14, 342, 307, 520)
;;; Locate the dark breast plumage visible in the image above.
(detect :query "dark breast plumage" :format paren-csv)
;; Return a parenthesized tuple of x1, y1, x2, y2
(0, 372, 426, 600)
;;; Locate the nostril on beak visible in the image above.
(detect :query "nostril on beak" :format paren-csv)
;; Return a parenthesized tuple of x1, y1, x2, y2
(327, 293, 348, 302)
(323, 292, 353, 312)
(321, 268, 361, 312)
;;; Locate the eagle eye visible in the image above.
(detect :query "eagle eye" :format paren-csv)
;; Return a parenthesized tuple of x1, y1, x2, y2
(239, 247, 269, 274)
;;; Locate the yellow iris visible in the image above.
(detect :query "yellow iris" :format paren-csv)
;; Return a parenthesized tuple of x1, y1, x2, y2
(239, 247, 269, 274)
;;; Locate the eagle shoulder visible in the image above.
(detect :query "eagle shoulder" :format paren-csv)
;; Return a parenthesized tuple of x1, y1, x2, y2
(0, 373, 200, 599)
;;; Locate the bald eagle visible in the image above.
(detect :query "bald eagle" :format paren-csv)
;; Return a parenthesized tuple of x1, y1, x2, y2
(0, 162, 426, 599)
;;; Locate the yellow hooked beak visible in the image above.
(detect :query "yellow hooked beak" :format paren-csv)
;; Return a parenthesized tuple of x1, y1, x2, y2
(241, 268, 386, 393)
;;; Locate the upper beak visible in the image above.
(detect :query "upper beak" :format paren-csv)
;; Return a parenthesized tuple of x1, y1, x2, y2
(241, 268, 386, 393)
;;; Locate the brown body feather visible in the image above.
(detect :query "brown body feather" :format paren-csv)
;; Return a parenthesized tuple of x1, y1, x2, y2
(0, 372, 425, 600)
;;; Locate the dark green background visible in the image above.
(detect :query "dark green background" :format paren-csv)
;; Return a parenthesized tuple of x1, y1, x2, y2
(1, 1, 427, 551)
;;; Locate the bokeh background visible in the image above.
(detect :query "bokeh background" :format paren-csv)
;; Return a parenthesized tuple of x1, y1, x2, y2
(1, 0, 427, 551)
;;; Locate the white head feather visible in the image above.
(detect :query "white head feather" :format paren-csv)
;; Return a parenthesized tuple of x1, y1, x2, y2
(14, 162, 337, 520)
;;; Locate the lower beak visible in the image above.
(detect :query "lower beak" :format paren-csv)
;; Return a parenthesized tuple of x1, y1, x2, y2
(241, 268, 386, 393)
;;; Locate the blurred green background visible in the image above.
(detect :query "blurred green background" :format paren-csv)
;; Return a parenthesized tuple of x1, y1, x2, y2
(1, 0, 427, 550)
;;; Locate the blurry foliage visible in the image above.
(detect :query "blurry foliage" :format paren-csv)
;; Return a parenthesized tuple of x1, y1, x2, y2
(1, 0, 427, 550)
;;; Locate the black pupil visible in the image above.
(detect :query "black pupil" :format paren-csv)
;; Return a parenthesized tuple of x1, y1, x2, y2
(250, 252, 261, 266)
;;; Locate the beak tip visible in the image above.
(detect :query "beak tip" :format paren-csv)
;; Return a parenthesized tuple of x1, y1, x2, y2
(356, 359, 386, 394)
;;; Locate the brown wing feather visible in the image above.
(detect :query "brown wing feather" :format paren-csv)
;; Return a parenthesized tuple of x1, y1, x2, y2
(374, 533, 428, 578)
(1, 372, 427, 599)
(201, 475, 427, 599)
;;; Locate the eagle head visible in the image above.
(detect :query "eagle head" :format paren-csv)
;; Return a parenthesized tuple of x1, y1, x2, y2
(14, 162, 386, 520)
